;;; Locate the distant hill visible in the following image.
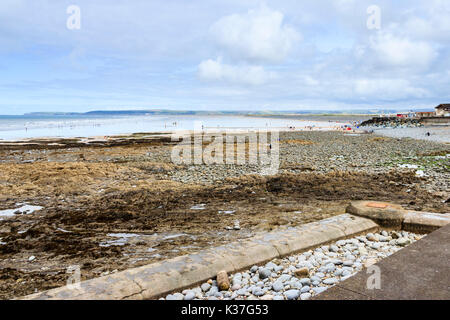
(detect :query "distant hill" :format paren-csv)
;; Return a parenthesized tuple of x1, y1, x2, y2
(21, 108, 428, 117)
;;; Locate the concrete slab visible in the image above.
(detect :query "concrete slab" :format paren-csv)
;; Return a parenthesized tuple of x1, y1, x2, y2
(347, 201, 450, 232)
(315, 223, 450, 300)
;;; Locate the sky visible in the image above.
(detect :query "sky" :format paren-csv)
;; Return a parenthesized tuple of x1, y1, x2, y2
(0, 0, 449, 115)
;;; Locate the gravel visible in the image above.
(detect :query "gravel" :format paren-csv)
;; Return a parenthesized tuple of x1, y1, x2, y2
(161, 230, 423, 300)
(148, 130, 449, 195)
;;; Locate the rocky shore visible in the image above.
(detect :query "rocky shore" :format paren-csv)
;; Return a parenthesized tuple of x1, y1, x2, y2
(164, 230, 423, 300)
(0, 130, 448, 299)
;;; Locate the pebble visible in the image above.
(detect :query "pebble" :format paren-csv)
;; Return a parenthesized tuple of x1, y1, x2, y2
(184, 291, 195, 300)
(294, 267, 309, 277)
(323, 278, 338, 285)
(259, 268, 271, 279)
(300, 293, 312, 300)
(201, 283, 211, 292)
(284, 289, 300, 300)
(272, 281, 284, 292)
(396, 238, 410, 246)
(300, 286, 310, 293)
(178, 230, 421, 300)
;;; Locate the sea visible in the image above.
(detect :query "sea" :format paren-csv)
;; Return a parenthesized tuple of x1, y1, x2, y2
(0, 114, 349, 140)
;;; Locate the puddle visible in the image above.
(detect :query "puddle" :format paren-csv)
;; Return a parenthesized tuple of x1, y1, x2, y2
(107, 233, 141, 238)
(0, 204, 43, 217)
(99, 233, 141, 247)
(218, 210, 236, 214)
(190, 204, 206, 210)
(162, 233, 187, 240)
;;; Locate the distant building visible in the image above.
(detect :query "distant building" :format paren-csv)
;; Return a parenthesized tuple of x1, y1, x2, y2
(416, 111, 435, 118)
(435, 104, 450, 117)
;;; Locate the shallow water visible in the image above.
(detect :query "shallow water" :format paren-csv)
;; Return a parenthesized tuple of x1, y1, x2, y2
(0, 114, 345, 140)
(0, 204, 43, 217)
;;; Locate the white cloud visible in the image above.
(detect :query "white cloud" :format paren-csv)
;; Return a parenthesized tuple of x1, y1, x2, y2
(353, 78, 428, 99)
(210, 5, 301, 63)
(198, 58, 274, 86)
(366, 31, 437, 70)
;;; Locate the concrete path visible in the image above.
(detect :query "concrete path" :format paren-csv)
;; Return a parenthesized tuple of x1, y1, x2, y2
(315, 223, 450, 300)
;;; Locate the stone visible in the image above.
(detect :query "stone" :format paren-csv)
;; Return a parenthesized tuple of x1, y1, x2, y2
(273, 295, 284, 300)
(184, 291, 195, 300)
(279, 274, 291, 282)
(259, 268, 271, 279)
(314, 252, 325, 259)
(300, 286, 310, 293)
(250, 265, 258, 273)
(312, 286, 327, 295)
(343, 260, 354, 267)
(260, 295, 273, 300)
(172, 293, 184, 300)
(201, 283, 211, 292)
(274, 266, 284, 273)
(333, 269, 343, 276)
(396, 238, 411, 246)
(300, 293, 312, 300)
(324, 263, 336, 272)
(323, 278, 338, 285)
(294, 267, 309, 277)
(236, 288, 247, 296)
(358, 247, 368, 255)
(216, 270, 230, 291)
(252, 287, 264, 296)
(330, 259, 343, 265)
(206, 286, 219, 296)
(330, 245, 339, 252)
(265, 262, 277, 270)
(299, 278, 311, 285)
(366, 233, 378, 241)
(285, 289, 300, 300)
(272, 281, 284, 292)
(231, 283, 241, 291)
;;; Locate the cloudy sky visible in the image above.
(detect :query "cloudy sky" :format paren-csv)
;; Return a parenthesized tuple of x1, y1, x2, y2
(1, 0, 449, 114)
